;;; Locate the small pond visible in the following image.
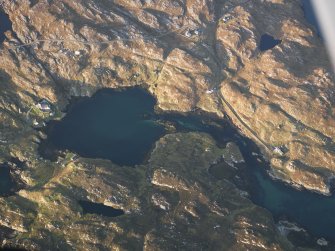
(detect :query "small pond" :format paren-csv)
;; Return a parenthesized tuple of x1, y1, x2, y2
(79, 200, 125, 217)
(259, 34, 281, 51)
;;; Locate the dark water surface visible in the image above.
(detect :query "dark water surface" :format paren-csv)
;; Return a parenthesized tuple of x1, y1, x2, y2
(0, 11, 12, 44)
(0, 164, 17, 196)
(259, 34, 281, 51)
(240, 143, 335, 243)
(79, 200, 125, 217)
(253, 168, 335, 242)
(42, 87, 335, 242)
(43, 88, 166, 165)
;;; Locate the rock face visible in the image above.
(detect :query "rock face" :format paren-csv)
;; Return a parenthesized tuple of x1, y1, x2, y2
(0, 0, 334, 249)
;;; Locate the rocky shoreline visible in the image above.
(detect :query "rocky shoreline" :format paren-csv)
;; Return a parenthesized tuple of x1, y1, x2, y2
(0, 0, 334, 250)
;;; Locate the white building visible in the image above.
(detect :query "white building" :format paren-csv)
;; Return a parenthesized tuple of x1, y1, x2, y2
(36, 100, 51, 112)
(273, 147, 284, 156)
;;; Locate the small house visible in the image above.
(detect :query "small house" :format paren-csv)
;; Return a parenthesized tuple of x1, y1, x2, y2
(193, 28, 201, 35)
(273, 147, 284, 156)
(185, 30, 192, 38)
(37, 99, 52, 112)
(221, 15, 232, 23)
(33, 119, 39, 126)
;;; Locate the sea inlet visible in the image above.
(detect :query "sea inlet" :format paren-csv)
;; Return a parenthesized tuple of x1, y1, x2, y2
(40, 87, 335, 244)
